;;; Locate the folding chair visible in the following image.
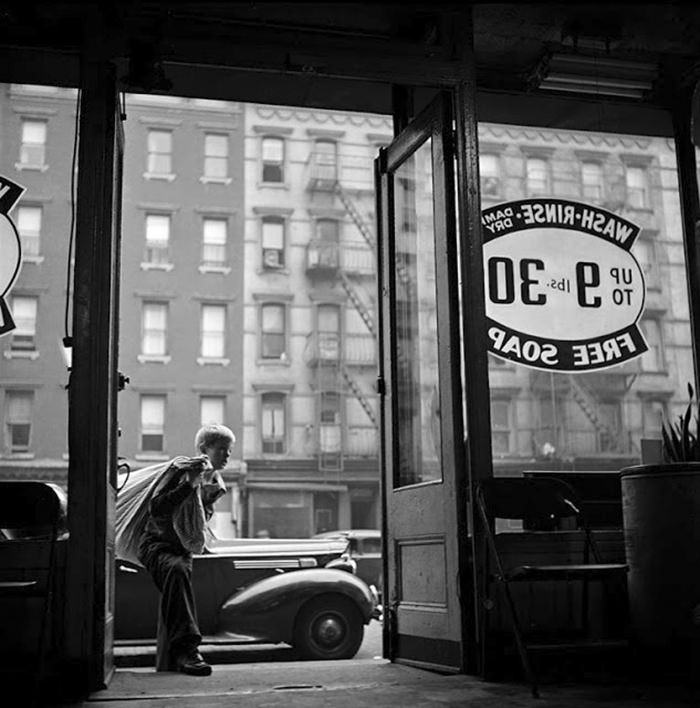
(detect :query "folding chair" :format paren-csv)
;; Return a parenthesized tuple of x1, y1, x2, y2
(475, 477, 628, 698)
(0, 481, 67, 705)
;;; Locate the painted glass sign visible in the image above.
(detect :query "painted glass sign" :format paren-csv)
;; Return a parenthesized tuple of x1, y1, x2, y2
(482, 198, 647, 372)
(0, 176, 26, 336)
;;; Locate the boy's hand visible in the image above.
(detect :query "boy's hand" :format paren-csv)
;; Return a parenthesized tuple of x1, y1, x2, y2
(186, 455, 210, 487)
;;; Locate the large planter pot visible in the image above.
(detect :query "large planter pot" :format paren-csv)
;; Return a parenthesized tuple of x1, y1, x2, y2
(620, 463, 700, 671)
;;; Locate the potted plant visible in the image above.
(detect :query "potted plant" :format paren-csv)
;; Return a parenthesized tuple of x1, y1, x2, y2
(620, 382, 700, 677)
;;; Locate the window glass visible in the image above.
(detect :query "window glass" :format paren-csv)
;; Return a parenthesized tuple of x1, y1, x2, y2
(482, 121, 694, 510)
(313, 139, 337, 180)
(626, 165, 648, 208)
(261, 392, 285, 453)
(479, 153, 500, 197)
(140, 394, 165, 452)
(261, 137, 284, 182)
(526, 156, 549, 194)
(5, 391, 33, 452)
(261, 303, 286, 359)
(201, 304, 226, 358)
(142, 302, 167, 356)
(581, 161, 603, 202)
(202, 218, 228, 266)
(17, 205, 42, 257)
(200, 396, 225, 425)
(204, 133, 228, 178)
(147, 129, 172, 174)
(20, 119, 47, 166)
(10, 295, 37, 351)
(144, 214, 171, 264)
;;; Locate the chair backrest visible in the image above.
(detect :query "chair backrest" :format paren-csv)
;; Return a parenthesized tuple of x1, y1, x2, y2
(0, 481, 67, 539)
(476, 477, 583, 529)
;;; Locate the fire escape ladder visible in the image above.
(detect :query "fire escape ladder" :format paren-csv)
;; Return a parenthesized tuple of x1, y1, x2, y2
(339, 270, 375, 337)
(317, 359, 344, 474)
(342, 365, 378, 427)
(334, 182, 376, 251)
(568, 375, 613, 440)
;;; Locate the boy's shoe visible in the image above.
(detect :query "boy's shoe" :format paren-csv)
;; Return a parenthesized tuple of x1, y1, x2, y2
(176, 649, 212, 676)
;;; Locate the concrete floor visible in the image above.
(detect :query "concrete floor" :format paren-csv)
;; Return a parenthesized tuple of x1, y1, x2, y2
(51, 658, 700, 708)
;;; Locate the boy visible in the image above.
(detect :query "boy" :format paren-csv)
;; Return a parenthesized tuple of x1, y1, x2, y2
(137, 423, 235, 676)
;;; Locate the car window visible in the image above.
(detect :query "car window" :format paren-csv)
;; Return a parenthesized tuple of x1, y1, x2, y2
(361, 537, 381, 554)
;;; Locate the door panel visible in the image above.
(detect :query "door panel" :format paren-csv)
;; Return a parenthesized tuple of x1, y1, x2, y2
(377, 92, 467, 672)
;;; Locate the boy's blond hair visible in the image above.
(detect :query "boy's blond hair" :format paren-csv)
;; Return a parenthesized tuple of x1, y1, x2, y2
(194, 423, 236, 452)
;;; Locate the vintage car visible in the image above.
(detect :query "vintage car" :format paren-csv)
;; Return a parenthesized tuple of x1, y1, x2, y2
(312, 529, 382, 598)
(115, 536, 381, 660)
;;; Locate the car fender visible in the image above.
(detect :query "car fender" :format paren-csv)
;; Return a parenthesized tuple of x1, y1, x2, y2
(216, 568, 375, 644)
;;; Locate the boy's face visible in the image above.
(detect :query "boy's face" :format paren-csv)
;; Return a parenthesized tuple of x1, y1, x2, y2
(202, 438, 234, 471)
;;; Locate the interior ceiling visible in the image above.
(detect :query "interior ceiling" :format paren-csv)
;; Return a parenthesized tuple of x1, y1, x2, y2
(1, 3, 700, 104)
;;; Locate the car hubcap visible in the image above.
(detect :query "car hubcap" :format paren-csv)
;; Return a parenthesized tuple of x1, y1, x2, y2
(314, 614, 345, 648)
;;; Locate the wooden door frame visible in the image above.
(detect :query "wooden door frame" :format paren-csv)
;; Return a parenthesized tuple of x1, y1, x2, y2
(63, 23, 122, 695)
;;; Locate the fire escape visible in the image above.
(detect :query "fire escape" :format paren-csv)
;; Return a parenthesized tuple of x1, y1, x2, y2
(305, 150, 379, 475)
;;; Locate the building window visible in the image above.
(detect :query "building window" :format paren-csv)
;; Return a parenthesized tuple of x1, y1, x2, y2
(5, 390, 33, 453)
(314, 219, 340, 268)
(598, 401, 622, 453)
(144, 214, 171, 266)
(640, 318, 664, 372)
(202, 218, 228, 267)
(626, 165, 648, 209)
(17, 205, 42, 258)
(261, 136, 285, 183)
(634, 235, 659, 288)
(147, 129, 173, 176)
(319, 392, 342, 453)
(318, 303, 340, 360)
(19, 119, 47, 167)
(261, 392, 286, 453)
(10, 295, 37, 353)
(201, 304, 226, 359)
(261, 303, 286, 359)
(200, 396, 225, 426)
(313, 139, 337, 180)
(140, 394, 165, 452)
(642, 399, 666, 438)
(261, 216, 285, 269)
(491, 399, 511, 454)
(526, 156, 550, 195)
(581, 161, 604, 202)
(141, 302, 168, 357)
(479, 153, 501, 197)
(204, 132, 228, 179)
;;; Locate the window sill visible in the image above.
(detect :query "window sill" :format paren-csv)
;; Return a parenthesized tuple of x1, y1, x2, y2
(258, 181, 289, 190)
(15, 163, 48, 172)
(257, 358, 290, 367)
(140, 262, 174, 272)
(4, 350, 39, 360)
(199, 265, 232, 275)
(200, 176, 232, 185)
(143, 172, 176, 182)
(197, 357, 230, 366)
(22, 255, 45, 265)
(137, 355, 172, 364)
(135, 453, 169, 462)
(1, 452, 35, 460)
(259, 266, 290, 275)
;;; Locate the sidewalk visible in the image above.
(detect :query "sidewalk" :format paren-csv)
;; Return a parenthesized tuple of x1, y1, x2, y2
(58, 658, 700, 708)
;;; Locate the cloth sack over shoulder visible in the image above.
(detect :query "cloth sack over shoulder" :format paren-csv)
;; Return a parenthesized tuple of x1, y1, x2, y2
(115, 456, 209, 566)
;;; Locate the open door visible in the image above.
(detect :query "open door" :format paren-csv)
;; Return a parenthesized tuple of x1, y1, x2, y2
(64, 57, 124, 693)
(376, 92, 469, 672)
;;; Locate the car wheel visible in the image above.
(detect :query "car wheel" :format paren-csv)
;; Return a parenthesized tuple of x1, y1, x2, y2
(293, 594, 364, 660)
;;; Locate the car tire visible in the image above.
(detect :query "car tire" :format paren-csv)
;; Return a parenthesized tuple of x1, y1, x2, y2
(293, 594, 365, 660)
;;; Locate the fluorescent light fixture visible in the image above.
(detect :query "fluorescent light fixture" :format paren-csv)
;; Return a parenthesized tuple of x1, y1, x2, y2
(535, 53, 658, 100)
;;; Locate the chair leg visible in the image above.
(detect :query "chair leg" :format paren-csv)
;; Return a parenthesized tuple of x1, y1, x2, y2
(500, 581, 540, 699)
